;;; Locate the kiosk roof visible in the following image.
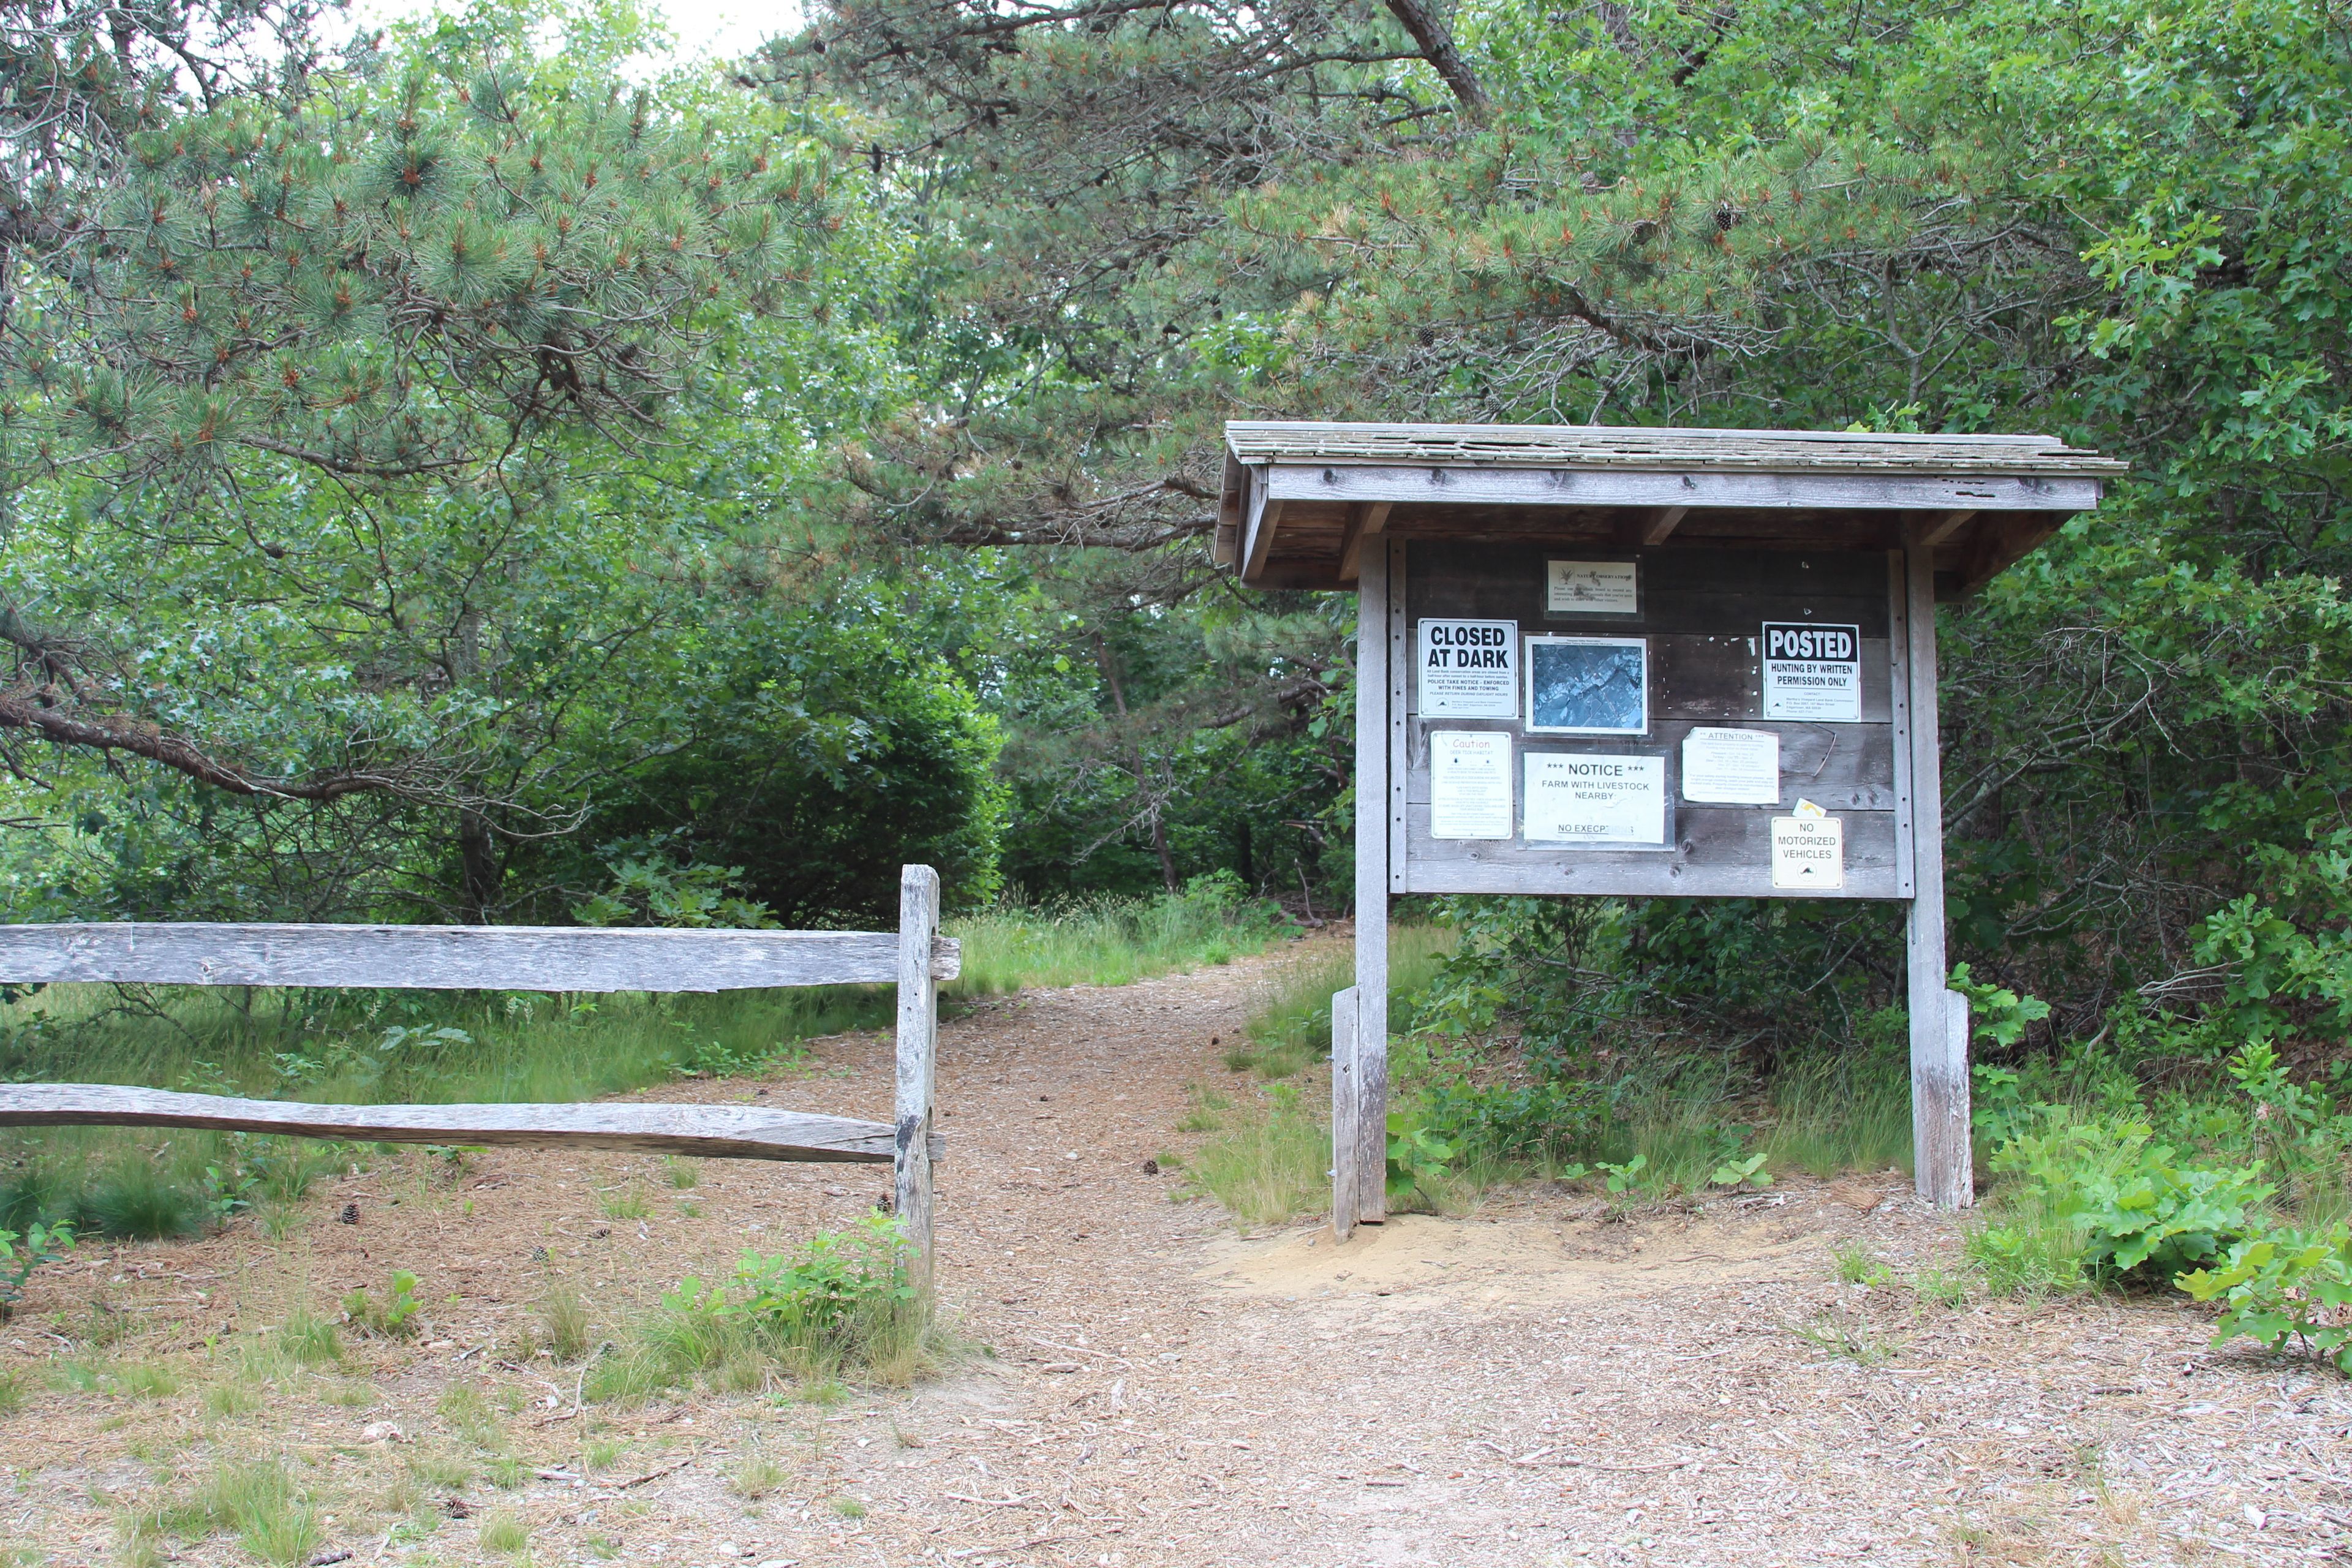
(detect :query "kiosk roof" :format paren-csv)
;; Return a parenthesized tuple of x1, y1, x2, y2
(1217, 421, 2125, 598)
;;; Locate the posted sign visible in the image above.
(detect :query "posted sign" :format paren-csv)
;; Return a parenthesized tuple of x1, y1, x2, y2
(1761, 622, 1862, 722)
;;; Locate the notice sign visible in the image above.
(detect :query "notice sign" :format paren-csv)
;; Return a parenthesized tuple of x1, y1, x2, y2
(1547, 560, 1640, 616)
(1429, 731, 1513, 840)
(1681, 727, 1781, 805)
(1770, 813, 1845, 889)
(1417, 619, 1519, 718)
(1523, 753, 1667, 845)
(1762, 621, 1863, 722)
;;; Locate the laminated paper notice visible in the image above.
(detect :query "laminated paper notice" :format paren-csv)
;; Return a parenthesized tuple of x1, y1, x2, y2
(1546, 560, 1640, 615)
(1417, 619, 1519, 719)
(1681, 727, 1781, 805)
(1429, 731, 1513, 840)
(1523, 753, 1666, 845)
(1770, 813, 1844, 889)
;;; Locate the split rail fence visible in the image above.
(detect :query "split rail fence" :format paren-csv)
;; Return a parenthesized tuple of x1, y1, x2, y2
(0, 865, 951, 1287)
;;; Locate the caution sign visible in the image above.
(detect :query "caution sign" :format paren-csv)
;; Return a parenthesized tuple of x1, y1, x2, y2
(1770, 813, 1844, 890)
(1761, 621, 1862, 722)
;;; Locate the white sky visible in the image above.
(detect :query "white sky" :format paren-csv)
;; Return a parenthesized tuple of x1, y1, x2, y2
(348, 0, 796, 67)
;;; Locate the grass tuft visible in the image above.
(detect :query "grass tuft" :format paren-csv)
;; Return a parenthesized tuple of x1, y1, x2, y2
(478, 1512, 530, 1553)
(277, 1310, 342, 1368)
(1183, 1085, 1327, 1229)
(540, 1281, 594, 1362)
(201, 1460, 321, 1567)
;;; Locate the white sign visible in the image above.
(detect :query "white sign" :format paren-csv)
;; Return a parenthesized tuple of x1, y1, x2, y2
(1416, 619, 1518, 718)
(1523, 753, 1667, 845)
(1429, 731, 1513, 840)
(1762, 621, 1863, 722)
(1546, 560, 1639, 615)
(1770, 813, 1844, 889)
(1681, 727, 1781, 805)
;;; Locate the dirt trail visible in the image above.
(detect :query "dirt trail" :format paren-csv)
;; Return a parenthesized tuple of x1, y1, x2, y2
(2, 943, 2347, 1567)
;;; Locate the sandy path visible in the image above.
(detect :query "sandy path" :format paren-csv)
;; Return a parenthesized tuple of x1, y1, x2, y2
(1, 944, 2346, 1566)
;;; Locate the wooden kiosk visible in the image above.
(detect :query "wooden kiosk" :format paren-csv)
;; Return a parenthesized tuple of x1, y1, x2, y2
(1213, 423, 2124, 1234)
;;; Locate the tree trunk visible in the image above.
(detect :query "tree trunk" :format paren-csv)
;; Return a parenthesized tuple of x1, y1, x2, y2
(1381, 0, 1492, 123)
(458, 809, 502, 925)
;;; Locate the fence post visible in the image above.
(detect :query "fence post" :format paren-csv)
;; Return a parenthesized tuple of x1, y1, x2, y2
(1330, 985, 1360, 1241)
(895, 865, 940, 1292)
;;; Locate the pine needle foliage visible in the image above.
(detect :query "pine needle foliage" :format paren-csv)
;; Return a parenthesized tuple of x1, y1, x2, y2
(6, 38, 834, 489)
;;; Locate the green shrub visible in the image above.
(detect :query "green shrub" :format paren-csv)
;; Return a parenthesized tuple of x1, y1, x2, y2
(587, 1217, 929, 1401)
(1989, 1110, 2272, 1281)
(342, 1271, 422, 1338)
(1384, 1107, 1457, 1208)
(2179, 1224, 2352, 1374)
(727, 1215, 920, 1357)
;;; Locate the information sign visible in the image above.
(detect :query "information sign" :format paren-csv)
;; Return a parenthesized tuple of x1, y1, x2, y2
(1681, 728, 1781, 805)
(1545, 560, 1639, 615)
(1415, 620, 1518, 718)
(1770, 812, 1845, 889)
(1523, 753, 1666, 845)
(1428, 732, 1513, 839)
(1761, 622, 1863, 722)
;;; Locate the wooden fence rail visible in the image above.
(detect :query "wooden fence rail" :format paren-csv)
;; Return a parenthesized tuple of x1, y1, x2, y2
(0, 865, 949, 1287)
(0, 922, 959, 992)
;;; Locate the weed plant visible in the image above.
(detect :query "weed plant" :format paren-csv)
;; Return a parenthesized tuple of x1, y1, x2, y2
(587, 1215, 934, 1402)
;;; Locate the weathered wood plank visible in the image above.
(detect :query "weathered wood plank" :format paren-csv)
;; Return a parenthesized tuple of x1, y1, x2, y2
(0, 924, 961, 992)
(1902, 534, 1968, 1209)
(1227, 421, 2128, 477)
(1269, 464, 2103, 515)
(895, 865, 941, 1286)
(1888, 551, 1918, 897)
(1923, 508, 1977, 546)
(1402, 804, 1902, 899)
(1336, 500, 1390, 584)
(1406, 540, 1895, 638)
(1243, 474, 1284, 583)
(1643, 505, 1689, 545)
(0, 1084, 938, 1164)
(1354, 545, 1392, 1226)
(1330, 985, 1361, 1242)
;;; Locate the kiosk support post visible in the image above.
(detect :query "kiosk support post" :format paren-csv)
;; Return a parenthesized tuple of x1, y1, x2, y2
(1346, 545, 1392, 1235)
(1903, 533, 1973, 1210)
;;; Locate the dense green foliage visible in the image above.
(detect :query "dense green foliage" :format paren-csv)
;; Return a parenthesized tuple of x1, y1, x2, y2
(0, 0, 2346, 1257)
